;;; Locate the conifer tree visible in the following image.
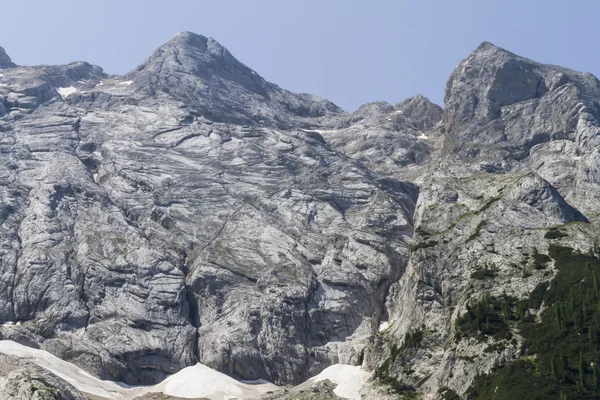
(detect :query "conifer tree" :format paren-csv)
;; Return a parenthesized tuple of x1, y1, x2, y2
(579, 353, 586, 390)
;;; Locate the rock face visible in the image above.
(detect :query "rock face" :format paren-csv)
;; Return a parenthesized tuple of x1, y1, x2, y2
(0, 33, 599, 400)
(127, 32, 343, 128)
(376, 42, 600, 398)
(317, 97, 442, 181)
(0, 46, 15, 68)
(0, 32, 431, 387)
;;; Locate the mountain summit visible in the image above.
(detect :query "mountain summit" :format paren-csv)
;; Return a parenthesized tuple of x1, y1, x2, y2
(126, 31, 344, 127)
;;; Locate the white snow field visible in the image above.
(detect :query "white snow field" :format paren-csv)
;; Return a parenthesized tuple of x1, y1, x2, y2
(304, 364, 370, 400)
(0, 340, 369, 399)
(57, 86, 78, 98)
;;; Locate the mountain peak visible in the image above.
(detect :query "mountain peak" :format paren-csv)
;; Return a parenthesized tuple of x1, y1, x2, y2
(0, 46, 15, 68)
(161, 31, 215, 53)
(131, 31, 263, 85)
(444, 39, 600, 161)
(394, 95, 443, 130)
(475, 41, 503, 51)
(444, 42, 547, 130)
(128, 32, 342, 127)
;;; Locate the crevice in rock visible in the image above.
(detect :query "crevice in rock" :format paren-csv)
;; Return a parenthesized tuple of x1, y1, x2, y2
(150, 126, 182, 140)
(169, 133, 204, 148)
(9, 231, 22, 322)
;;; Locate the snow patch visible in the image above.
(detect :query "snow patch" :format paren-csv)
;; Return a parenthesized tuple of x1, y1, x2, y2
(0, 340, 278, 399)
(0, 340, 368, 400)
(0, 341, 125, 399)
(417, 133, 429, 140)
(379, 321, 390, 332)
(155, 364, 278, 400)
(120, 80, 134, 86)
(57, 86, 78, 98)
(309, 364, 370, 400)
(300, 128, 338, 134)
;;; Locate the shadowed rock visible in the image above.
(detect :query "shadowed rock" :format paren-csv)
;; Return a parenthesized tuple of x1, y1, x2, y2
(0, 46, 15, 68)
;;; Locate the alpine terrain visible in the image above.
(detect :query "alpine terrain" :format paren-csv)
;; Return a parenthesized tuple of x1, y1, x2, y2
(0, 33, 599, 400)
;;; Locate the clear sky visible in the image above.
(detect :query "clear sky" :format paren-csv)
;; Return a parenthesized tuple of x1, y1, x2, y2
(1, 0, 598, 111)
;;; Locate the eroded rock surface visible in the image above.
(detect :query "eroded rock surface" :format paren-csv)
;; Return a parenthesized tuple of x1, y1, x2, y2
(1, 35, 599, 400)
(0, 34, 429, 387)
(376, 42, 600, 399)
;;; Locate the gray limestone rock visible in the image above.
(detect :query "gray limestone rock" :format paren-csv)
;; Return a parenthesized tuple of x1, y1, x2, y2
(315, 98, 442, 181)
(0, 33, 422, 387)
(394, 94, 443, 131)
(127, 32, 344, 128)
(378, 42, 600, 399)
(0, 46, 15, 68)
(1, 33, 599, 400)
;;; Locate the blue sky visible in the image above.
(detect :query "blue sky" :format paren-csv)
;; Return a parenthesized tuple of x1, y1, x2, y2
(1, 0, 598, 111)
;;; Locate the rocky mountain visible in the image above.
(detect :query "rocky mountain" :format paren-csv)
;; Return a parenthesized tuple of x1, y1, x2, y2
(0, 32, 429, 388)
(365, 42, 600, 399)
(0, 32, 598, 400)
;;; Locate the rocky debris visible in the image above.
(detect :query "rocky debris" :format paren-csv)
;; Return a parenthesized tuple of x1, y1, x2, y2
(262, 380, 341, 400)
(0, 353, 86, 400)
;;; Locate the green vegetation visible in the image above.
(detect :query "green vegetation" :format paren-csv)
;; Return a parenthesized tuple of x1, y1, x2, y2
(531, 246, 552, 269)
(438, 387, 462, 400)
(545, 228, 569, 240)
(374, 329, 425, 397)
(410, 240, 438, 251)
(401, 330, 424, 351)
(470, 263, 498, 280)
(29, 380, 60, 400)
(466, 221, 487, 243)
(467, 246, 600, 399)
(455, 293, 520, 342)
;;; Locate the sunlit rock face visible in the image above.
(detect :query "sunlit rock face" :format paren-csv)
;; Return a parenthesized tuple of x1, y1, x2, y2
(376, 42, 600, 399)
(0, 32, 432, 386)
(1, 34, 598, 399)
